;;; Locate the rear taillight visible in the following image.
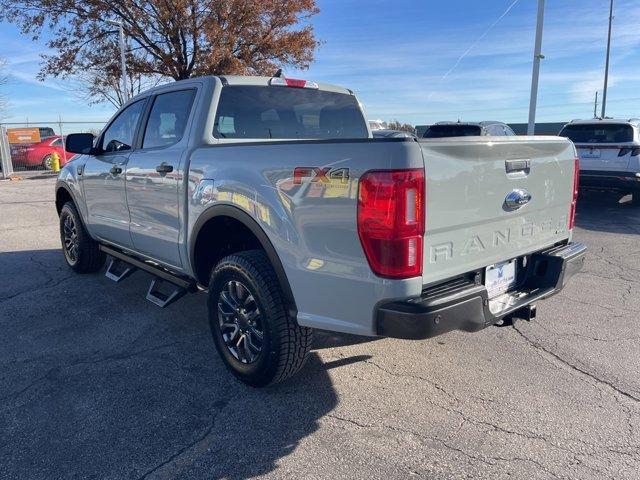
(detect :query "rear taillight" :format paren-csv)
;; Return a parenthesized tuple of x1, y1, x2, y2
(357, 169, 425, 279)
(569, 157, 579, 230)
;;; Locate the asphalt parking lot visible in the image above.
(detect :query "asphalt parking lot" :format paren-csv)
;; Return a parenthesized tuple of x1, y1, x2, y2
(1, 176, 639, 480)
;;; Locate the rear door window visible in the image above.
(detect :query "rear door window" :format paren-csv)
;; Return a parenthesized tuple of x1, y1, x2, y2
(559, 124, 634, 143)
(213, 86, 368, 140)
(142, 89, 196, 149)
(423, 125, 482, 138)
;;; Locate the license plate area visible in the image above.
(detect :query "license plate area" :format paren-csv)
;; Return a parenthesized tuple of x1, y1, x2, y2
(581, 148, 601, 158)
(485, 259, 517, 299)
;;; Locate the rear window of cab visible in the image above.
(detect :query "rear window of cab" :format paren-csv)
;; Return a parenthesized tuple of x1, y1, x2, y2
(559, 124, 634, 144)
(213, 85, 368, 140)
(423, 125, 482, 138)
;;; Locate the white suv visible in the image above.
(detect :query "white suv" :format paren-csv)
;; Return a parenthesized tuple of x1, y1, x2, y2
(559, 118, 640, 204)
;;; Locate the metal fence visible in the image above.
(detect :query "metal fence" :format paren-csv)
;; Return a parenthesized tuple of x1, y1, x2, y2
(0, 120, 107, 179)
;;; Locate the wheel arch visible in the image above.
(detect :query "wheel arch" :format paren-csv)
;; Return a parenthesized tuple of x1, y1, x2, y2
(190, 204, 298, 319)
(55, 183, 76, 215)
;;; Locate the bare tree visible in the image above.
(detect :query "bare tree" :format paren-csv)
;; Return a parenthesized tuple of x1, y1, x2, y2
(73, 67, 164, 108)
(387, 120, 416, 134)
(1, 0, 319, 104)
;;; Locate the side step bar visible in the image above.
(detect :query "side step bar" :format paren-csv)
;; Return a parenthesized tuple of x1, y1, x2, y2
(100, 245, 197, 308)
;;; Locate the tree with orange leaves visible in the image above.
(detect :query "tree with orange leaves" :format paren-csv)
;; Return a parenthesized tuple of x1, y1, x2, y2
(2, 0, 319, 105)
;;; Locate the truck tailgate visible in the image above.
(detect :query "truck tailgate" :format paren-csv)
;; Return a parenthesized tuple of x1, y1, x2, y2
(419, 136, 576, 286)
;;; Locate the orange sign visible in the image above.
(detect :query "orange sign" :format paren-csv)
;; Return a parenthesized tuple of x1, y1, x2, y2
(7, 128, 41, 144)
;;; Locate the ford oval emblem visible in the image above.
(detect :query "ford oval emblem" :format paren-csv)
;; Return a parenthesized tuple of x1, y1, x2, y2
(504, 189, 532, 210)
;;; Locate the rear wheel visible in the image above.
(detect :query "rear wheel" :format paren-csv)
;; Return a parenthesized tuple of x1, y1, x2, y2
(59, 201, 105, 273)
(207, 250, 312, 387)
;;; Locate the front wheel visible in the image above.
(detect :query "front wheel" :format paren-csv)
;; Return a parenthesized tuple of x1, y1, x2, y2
(42, 154, 53, 170)
(59, 201, 105, 273)
(207, 250, 313, 387)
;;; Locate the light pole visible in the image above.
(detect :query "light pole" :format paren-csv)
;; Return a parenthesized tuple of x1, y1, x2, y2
(601, 0, 614, 118)
(527, 0, 545, 135)
(106, 19, 129, 103)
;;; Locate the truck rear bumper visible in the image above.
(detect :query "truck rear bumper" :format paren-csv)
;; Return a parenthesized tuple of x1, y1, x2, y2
(580, 170, 640, 192)
(375, 242, 586, 340)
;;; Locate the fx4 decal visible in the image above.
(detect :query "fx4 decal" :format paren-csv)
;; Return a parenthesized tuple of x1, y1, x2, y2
(293, 167, 350, 185)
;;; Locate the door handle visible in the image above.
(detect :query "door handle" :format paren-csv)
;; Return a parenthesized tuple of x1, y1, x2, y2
(110, 165, 123, 175)
(505, 159, 531, 173)
(156, 163, 174, 174)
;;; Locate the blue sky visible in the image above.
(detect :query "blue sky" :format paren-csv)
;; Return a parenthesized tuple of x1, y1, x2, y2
(2, 0, 640, 127)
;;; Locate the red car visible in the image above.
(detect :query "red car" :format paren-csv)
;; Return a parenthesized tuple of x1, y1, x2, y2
(21, 136, 75, 169)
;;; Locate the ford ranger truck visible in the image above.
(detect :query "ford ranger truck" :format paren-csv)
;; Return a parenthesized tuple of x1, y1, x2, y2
(56, 75, 586, 387)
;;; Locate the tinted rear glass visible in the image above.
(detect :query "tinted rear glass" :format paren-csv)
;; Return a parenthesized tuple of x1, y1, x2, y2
(423, 125, 482, 138)
(559, 124, 634, 143)
(213, 86, 368, 140)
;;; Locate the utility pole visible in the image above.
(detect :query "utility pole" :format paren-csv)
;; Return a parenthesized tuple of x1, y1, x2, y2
(527, 0, 545, 135)
(593, 91, 599, 118)
(106, 19, 129, 103)
(601, 0, 614, 118)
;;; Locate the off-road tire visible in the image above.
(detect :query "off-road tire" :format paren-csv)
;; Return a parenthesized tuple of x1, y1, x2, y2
(59, 201, 105, 273)
(208, 250, 313, 387)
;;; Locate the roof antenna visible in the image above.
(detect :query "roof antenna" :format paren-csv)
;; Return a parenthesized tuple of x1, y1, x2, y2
(274, 68, 284, 78)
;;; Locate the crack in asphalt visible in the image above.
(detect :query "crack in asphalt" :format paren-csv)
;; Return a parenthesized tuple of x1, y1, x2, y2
(534, 322, 640, 344)
(0, 254, 71, 304)
(358, 357, 639, 471)
(0, 342, 182, 407)
(513, 326, 640, 403)
(134, 398, 231, 480)
(327, 413, 566, 478)
(0, 273, 75, 304)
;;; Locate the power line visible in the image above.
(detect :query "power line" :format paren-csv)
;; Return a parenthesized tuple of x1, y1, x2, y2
(428, 0, 521, 98)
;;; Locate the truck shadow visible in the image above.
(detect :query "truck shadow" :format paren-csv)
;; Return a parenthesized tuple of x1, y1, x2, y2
(0, 248, 370, 479)
(575, 190, 640, 235)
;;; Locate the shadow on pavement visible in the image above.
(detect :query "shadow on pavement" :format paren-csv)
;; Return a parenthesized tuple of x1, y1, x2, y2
(575, 190, 640, 235)
(0, 247, 362, 479)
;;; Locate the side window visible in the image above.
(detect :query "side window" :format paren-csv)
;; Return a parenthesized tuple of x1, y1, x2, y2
(503, 125, 516, 136)
(486, 125, 500, 136)
(142, 90, 196, 149)
(102, 100, 145, 153)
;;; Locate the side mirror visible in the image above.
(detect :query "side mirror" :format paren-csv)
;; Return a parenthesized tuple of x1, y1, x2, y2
(65, 133, 96, 155)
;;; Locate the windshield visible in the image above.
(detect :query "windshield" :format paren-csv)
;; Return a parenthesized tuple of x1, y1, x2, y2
(559, 124, 634, 144)
(213, 86, 368, 140)
(423, 125, 482, 138)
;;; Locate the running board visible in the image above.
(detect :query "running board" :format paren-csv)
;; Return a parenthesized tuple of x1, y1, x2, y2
(146, 279, 187, 308)
(105, 258, 137, 282)
(99, 245, 196, 308)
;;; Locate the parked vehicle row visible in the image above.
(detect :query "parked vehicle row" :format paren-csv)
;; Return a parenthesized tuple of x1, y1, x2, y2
(56, 74, 585, 386)
(559, 118, 640, 204)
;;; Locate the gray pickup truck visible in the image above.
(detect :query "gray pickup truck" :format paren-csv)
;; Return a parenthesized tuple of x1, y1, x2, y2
(56, 74, 586, 386)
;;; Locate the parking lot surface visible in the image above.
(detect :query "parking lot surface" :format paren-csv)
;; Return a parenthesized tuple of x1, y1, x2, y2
(1, 176, 639, 480)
